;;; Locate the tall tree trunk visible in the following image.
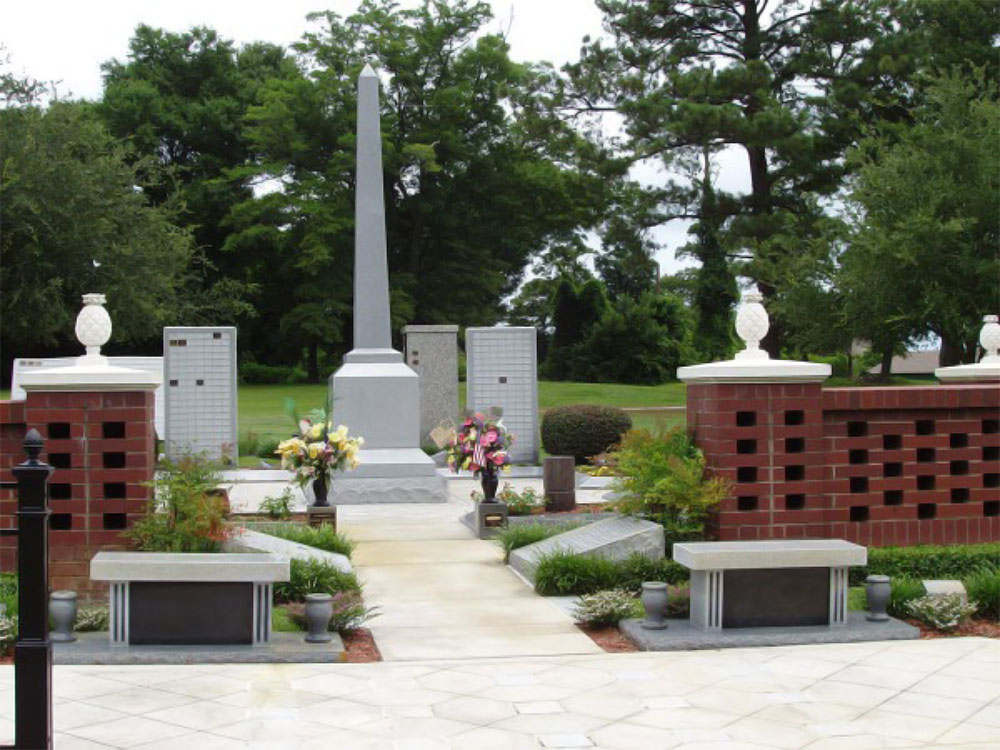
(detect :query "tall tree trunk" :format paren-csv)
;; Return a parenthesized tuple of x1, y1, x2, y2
(879, 347, 894, 379)
(938, 336, 964, 367)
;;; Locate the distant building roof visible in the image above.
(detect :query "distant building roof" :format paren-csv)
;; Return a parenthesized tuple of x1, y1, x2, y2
(868, 349, 940, 375)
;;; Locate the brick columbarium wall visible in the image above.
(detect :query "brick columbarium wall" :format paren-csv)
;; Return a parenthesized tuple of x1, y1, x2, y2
(687, 382, 1000, 545)
(1, 293, 159, 598)
(681, 297, 1000, 547)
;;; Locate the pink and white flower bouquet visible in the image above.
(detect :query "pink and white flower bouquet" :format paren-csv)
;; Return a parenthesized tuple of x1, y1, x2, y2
(446, 412, 513, 477)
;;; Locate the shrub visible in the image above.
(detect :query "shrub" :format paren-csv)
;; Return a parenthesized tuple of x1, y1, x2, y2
(74, 605, 109, 632)
(274, 558, 361, 603)
(849, 543, 1000, 585)
(125, 454, 232, 552)
(964, 569, 1000, 619)
(494, 522, 582, 563)
(258, 490, 294, 521)
(0, 574, 17, 618)
(257, 523, 354, 558)
(610, 428, 729, 541)
(541, 405, 632, 463)
(239, 362, 307, 384)
(906, 594, 978, 631)
(238, 431, 283, 460)
(887, 578, 926, 618)
(0, 615, 15, 654)
(571, 590, 642, 627)
(533, 552, 689, 596)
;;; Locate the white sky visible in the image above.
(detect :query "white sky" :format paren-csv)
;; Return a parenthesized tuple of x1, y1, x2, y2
(0, 0, 753, 274)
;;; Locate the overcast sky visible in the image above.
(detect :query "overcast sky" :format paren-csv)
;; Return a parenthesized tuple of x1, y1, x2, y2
(1, 0, 754, 273)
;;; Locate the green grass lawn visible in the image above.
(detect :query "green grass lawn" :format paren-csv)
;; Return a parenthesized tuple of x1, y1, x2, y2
(239, 380, 688, 445)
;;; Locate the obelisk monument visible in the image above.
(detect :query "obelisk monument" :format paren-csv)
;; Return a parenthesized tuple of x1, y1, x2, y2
(329, 64, 446, 503)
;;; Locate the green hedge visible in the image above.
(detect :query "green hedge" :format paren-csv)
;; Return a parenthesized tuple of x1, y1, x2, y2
(540, 404, 632, 463)
(849, 543, 1000, 586)
(533, 552, 688, 596)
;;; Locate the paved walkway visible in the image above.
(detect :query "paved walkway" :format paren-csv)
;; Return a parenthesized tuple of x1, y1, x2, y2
(3, 637, 997, 749)
(340, 480, 602, 661)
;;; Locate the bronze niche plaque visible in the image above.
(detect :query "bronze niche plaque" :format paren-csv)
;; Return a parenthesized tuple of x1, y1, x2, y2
(484, 514, 504, 527)
(722, 568, 830, 628)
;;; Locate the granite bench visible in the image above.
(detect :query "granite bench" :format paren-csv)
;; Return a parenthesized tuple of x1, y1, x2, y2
(90, 551, 289, 646)
(673, 540, 867, 631)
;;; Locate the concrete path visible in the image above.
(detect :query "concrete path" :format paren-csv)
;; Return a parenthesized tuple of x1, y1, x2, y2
(5, 637, 998, 749)
(339, 480, 602, 661)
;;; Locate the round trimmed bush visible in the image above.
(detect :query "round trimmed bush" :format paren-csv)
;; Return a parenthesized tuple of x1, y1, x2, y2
(541, 404, 632, 463)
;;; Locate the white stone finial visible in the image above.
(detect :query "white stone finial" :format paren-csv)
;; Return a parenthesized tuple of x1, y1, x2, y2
(75, 293, 111, 361)
(980, 314, 1000, 363)
(734, 290, 770, 361)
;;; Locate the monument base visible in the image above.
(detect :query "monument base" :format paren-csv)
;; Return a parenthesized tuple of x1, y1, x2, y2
(331, 475, 448, 504)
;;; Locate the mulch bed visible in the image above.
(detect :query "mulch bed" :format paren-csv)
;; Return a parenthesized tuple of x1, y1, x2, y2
(911, 618, 1000, 639)
(577, 624, 639, 653)
(341, 628, 382, 662)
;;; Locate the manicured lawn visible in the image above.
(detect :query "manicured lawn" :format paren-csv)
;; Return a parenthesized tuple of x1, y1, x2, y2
(239, 381, 689, 444)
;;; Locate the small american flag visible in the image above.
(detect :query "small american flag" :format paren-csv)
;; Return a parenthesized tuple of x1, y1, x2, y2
(472, 439, 486, 469)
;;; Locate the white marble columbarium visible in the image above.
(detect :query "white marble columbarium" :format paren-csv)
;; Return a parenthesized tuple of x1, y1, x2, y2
(328, 65, 447, 503)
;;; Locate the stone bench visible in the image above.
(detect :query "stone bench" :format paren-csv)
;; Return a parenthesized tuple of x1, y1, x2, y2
(91, 552, 289, 646)
(673, 540, 867, 631)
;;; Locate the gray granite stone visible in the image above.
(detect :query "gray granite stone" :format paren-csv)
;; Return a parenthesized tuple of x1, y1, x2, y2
(53, 631, 345, 664)
(509, 517, 664, 584)
(923, 579, 968, 603)
(332, 475, 448, 503)
(224, 526, 352, 573)
(466, 327, 539, 463)
(404, 325, 459, 444)
(620, 611, 919, 652)
(90, 552, 289, 583)
(673, 539, 867, 570)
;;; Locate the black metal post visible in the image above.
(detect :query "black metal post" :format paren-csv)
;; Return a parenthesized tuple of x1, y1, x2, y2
(11, 429, 53, 750)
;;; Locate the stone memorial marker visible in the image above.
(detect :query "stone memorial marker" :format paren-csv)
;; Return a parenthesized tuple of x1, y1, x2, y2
(509, 517, 664, 583)
(328, 65, 446, 502)
(403, 324, 459, 444)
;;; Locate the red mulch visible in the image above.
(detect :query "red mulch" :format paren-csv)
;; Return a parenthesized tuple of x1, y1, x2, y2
(341, 628, 382, 662)
(911, 617, 1000, 639)
(577, 624, 639, 653)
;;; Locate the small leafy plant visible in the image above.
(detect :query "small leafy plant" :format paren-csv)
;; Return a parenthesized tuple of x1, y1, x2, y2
(74, 605, 110, 632)
(887, 578, 926, 618)
(906, 594, 978, 631)
(610, 428, 729, 541)
(259, 489, 294, 521)
(125, 454, 232, 552)
(571, 589, 642, 627)
(274, 558, 361, 603)
(0, 614, 16, 654)
(472, 483, 543, 515)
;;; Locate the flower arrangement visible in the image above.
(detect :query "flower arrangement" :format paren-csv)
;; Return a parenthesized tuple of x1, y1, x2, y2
(447, 412, 513, 477)
(276, 418, 363, 487)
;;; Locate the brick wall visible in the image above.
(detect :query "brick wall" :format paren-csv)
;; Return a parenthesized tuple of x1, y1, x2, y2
(0, 390, 155, 597)
(688, 382, 1000, 545)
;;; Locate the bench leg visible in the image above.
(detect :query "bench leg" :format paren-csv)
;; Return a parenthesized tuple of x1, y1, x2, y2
(109, 582, 129, 645)
(829, 567, 848, 626)
(690, 570, 724, 631)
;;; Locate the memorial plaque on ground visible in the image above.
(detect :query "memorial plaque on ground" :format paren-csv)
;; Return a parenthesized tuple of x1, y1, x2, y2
(509, 517, 664, 583)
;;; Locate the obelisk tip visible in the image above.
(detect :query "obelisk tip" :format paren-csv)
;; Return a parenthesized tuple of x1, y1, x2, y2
(360, 63, 377, 78)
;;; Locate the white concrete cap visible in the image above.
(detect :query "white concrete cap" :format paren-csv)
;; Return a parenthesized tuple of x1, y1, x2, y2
(20, 359, 160, 392)
(936, 314, 1000, 382)
(678, 358, 831, 383)
(90, 551, 290, 582)
(673, 540, 867, 570)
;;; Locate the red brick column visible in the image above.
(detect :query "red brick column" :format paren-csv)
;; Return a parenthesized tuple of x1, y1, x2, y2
(2, 389, 156, 597)
(688, 381, 828, 541)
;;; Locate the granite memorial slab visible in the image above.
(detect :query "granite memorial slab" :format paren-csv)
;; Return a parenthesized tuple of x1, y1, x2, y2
(673, 540, 866, 631)
(90, 551, 289, 646)
(509, 517, 664, 583)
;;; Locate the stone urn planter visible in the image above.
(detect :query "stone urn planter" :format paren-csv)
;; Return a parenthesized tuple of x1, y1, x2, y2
(304, 593, 334, 643)
(640, 581, 669, 630)
(49, 590, 78, 643)
(866, 574, 891, 622)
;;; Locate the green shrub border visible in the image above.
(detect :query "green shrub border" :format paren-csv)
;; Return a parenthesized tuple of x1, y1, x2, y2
(849, 543, 1000, 586)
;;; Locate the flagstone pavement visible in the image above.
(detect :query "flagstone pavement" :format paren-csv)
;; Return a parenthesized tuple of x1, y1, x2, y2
(2, 637, 998, 749)
(5, 483, 998, 748)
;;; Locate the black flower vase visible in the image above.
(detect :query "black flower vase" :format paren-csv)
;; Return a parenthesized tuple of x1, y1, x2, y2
(312, 474, 329, 507)
(480, 464, 499, 501)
